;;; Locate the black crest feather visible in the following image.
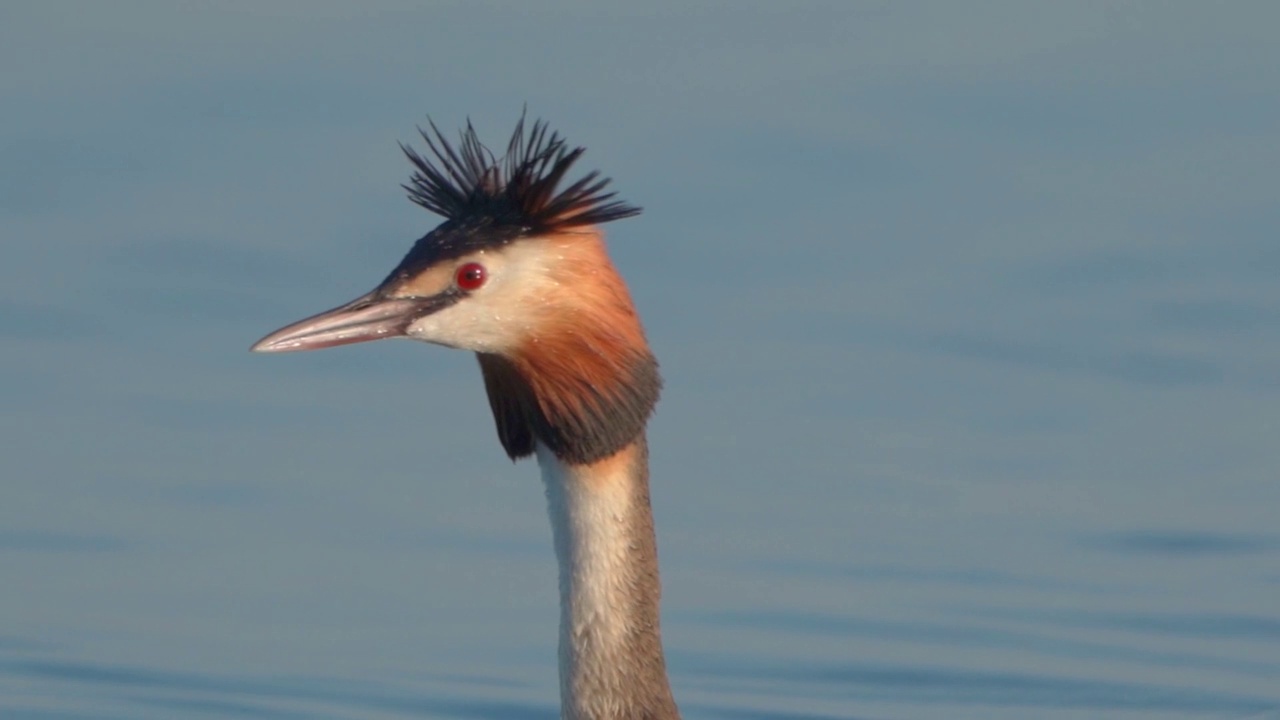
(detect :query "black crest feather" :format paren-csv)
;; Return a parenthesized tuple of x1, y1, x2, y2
(400, 113, 641, 233)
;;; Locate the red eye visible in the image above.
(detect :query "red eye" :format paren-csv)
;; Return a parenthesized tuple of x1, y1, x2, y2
(455, 262, 487, 291)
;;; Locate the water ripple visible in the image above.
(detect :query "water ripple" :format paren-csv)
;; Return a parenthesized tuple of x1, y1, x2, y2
(697, 659, 1279, 715)
(1090, 530, 1280, 557)
(2, 656, 556, 720)
(698, 609, 1280, 678)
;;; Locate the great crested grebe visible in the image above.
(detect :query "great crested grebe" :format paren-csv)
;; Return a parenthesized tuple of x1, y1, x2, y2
(253, 115, 679, 720)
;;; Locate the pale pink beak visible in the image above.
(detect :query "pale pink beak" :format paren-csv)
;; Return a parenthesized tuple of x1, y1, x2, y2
(251, 291, 431, 353)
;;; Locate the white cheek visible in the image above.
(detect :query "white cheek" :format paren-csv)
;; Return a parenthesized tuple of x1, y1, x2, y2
(405, 301, 515, 353)
(403, 243, 561, 353)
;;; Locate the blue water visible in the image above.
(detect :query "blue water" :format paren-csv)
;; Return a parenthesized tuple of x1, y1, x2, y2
(4, 3, 1279, 718)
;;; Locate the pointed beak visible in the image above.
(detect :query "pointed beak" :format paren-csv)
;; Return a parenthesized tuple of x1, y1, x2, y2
(251, 290, 437, 353)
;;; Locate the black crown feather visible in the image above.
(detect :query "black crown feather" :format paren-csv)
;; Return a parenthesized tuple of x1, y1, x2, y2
(400, 114, 641, 233)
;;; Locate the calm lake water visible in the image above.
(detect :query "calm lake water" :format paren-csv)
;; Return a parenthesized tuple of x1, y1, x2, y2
(3, 4, 1279, 719)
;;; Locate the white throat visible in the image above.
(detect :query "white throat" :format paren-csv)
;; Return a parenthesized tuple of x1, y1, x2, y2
(540, 438, 690, 720)
(538, 443, 637, 718)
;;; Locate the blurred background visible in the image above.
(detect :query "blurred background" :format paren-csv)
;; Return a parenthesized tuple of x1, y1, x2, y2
(2, 2, 1278, 718)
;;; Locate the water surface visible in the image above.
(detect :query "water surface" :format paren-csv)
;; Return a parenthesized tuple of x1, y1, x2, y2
(3, 3, 1279, 718)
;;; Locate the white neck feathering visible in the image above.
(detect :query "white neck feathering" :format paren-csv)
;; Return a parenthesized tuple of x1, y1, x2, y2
(536, 442, 679, 720)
